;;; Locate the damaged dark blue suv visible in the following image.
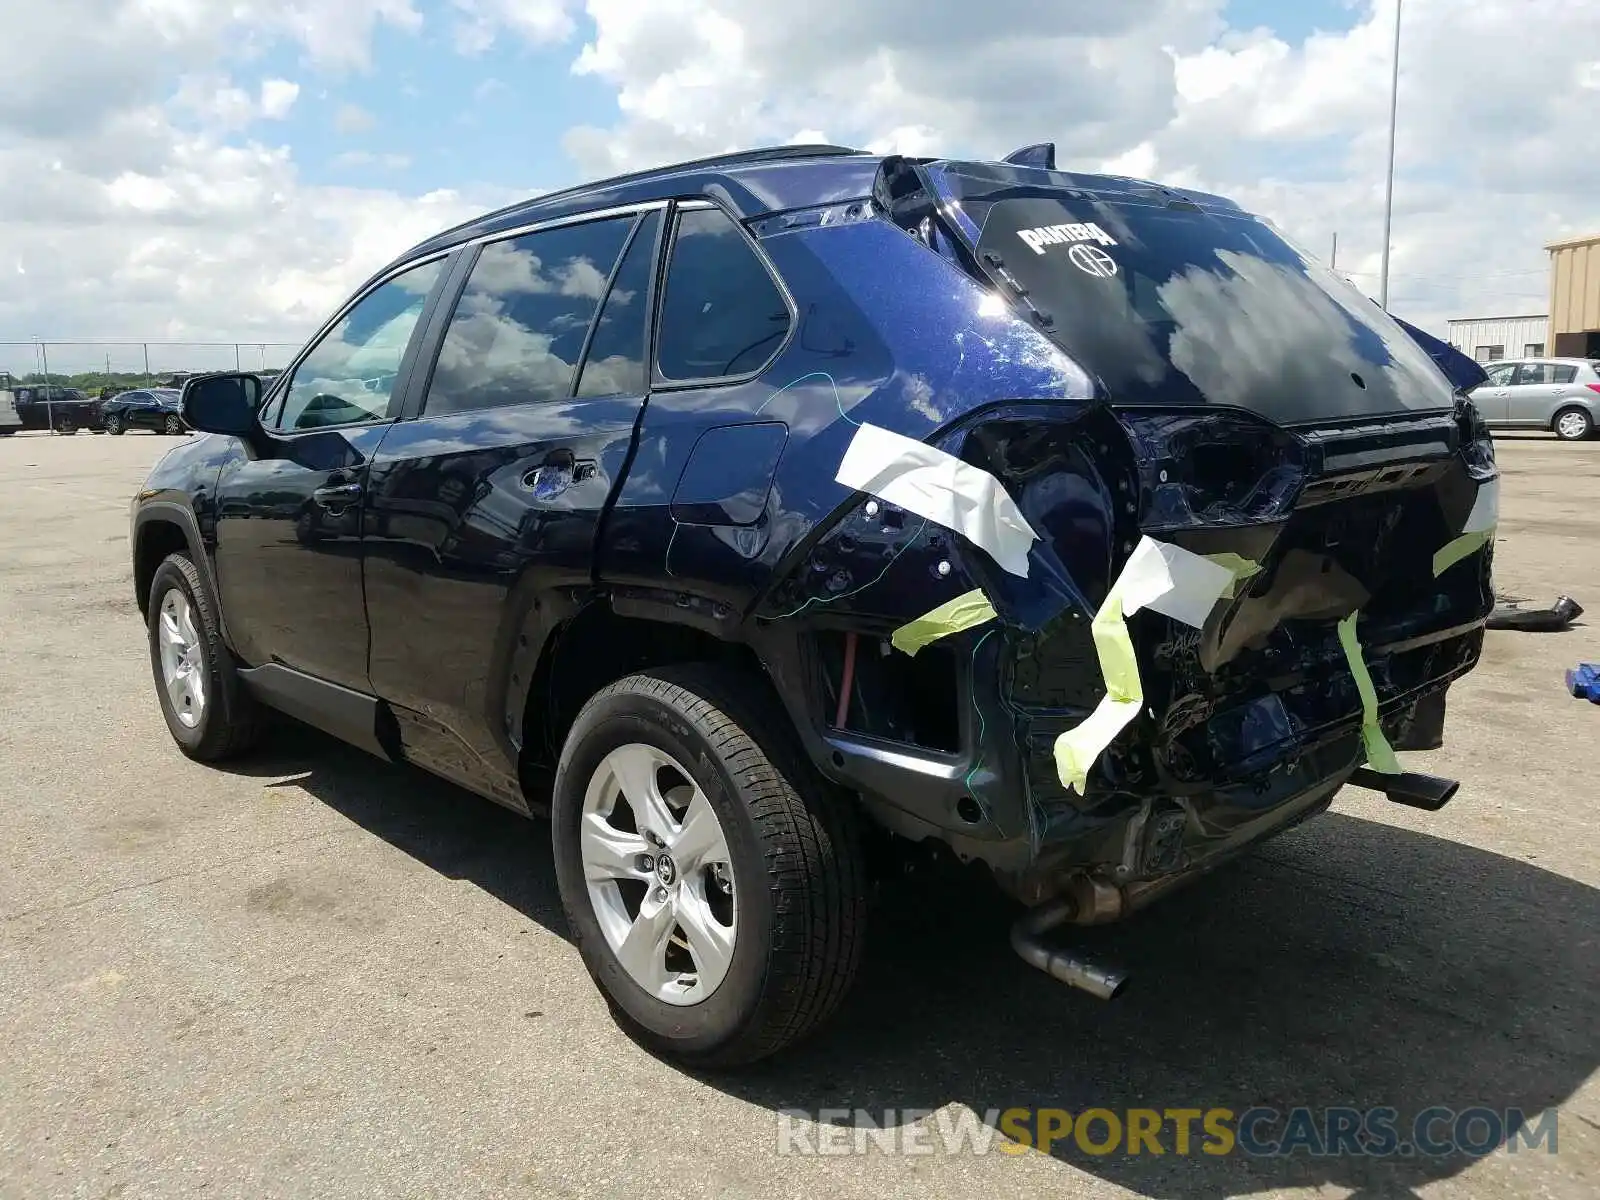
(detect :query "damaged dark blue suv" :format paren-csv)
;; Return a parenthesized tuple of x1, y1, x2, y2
(130, 143, 1496, 1066)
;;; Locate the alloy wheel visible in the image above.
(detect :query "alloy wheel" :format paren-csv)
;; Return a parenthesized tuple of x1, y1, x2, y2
(157, 588, 207, 728)
(580, 743, 738, 1005)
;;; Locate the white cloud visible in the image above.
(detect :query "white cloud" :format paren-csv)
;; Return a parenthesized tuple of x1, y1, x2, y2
(1153, 0, 1600, 326)
(0, 1, 486, 354)
(259, 79, 301, 120)
(335, 104, 377, 134)
(5, 0, 1598, 360)
(335, 151, 414, 169)
(545, 0, 1599, 331)
(559, 0, 1221, 177)
(451, 0, 576, 55)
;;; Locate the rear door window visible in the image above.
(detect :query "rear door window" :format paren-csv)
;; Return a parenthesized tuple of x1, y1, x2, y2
(1513, 363, 1554, 386)
(423, 216, 633, 415)
(655, 207, 791, 382)
(1552, 364, 1578, 384)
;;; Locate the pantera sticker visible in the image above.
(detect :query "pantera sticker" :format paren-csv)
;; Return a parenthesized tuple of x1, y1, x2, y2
(1017, 222, 1118, 255)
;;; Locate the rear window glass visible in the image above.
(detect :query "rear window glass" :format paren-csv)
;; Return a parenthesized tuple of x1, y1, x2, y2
(948, 167, 1455, 424)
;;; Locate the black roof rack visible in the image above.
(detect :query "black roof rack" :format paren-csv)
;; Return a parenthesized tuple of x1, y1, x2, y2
(426, 143, 866, 249)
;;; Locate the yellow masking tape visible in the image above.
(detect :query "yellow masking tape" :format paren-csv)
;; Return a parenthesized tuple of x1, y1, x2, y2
(1433, 529, 1492, 577)
(1206, 552, 1262, 599)
(1053, 578, 1143, 796)
(1051, 547, 1261, 796)
(1336, 611, 1402, 775)
(890, 589, 998, 656)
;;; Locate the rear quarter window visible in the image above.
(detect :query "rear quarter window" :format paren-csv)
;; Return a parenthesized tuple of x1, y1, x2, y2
(655, 207, 791, 382)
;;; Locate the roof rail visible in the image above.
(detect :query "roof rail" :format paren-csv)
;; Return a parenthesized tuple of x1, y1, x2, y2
(423, 143, 867, 249)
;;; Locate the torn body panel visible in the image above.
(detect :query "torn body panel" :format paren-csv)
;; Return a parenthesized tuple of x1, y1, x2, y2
(760, 396, 1494, 910)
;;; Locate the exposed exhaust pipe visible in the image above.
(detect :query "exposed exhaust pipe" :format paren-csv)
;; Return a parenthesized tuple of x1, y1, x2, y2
(1347, 767, 1460, 812)
(1009, 898, 1129, 1000)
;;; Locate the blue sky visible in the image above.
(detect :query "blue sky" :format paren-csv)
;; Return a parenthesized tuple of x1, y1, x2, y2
(251, 23, 612, 197)
(5, 0, 1592, 343)
(263, 0, 1369, 200)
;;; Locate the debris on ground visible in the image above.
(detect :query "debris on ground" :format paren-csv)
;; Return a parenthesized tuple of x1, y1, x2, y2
(1486, 595, 1584, 632)
(1566, 663, 1600, 703)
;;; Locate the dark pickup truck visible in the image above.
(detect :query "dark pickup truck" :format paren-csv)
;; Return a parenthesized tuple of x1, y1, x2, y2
(12, 385, 101, 433)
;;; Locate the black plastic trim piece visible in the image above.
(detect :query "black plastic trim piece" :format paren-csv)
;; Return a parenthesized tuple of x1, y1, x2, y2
(237, 663, 395, 761)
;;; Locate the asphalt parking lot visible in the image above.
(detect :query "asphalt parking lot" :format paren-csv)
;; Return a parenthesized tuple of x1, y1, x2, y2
(1, 428, 1596, 1199)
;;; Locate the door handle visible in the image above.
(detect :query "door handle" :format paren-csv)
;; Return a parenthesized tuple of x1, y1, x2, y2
(523, 463, 572, 500)
(522, 459, 596, 500)
(312, 482, 363, 508)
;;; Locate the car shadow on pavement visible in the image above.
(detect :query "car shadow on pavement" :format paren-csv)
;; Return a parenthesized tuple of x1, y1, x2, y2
(224, 722, 1599, 1200)
(221, 721, 570, 932)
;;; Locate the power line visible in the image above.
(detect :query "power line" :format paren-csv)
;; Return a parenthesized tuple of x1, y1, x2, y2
(1341, 267, 1546, 283)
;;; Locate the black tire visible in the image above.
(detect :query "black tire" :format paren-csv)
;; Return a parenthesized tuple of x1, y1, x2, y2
(552, 664, 865, 1067)
(105, 414, 124, 435)
(54, 418, 75, 435)
(1553, 406, 1594, 441)
(146, 553, 263, 761)
(164, 414, 184, 435)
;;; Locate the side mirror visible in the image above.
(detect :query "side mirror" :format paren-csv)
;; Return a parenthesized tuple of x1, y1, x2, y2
(181, 372, 263, 437)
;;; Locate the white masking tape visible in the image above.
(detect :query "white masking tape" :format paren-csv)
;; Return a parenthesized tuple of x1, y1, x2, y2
(1463, 477, 1498, 534)
(834, 422, 1039, 577)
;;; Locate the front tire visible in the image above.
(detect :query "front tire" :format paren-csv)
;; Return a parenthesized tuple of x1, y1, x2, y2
(146, 553, 263, 761)
(1554, 406, 1594, 441)
(552, 664, 865, 1067)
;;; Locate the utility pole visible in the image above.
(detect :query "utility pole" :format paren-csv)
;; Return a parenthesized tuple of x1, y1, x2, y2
(37, 340, 55, 432)
(1378, 0, 1403, 309)
(1330, 232, 1339, 271)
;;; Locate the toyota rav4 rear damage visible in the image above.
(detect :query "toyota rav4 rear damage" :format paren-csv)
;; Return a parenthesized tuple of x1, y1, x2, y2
(755, 154, 1494, 971)
(133, 143, 1496, 1065)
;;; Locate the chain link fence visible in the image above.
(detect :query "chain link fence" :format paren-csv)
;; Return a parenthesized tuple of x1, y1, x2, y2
(1, 340, 302, 433)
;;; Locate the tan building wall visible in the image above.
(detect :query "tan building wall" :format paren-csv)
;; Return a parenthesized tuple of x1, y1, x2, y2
(1547, 232, 1600, 357)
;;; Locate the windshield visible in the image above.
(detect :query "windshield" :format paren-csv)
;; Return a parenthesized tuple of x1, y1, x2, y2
(943, 165, 1455, 424)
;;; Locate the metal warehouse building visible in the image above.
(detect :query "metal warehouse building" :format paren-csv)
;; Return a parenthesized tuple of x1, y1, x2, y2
(1446, 315, 1548, 363)
(1548, 231, 1600, 359)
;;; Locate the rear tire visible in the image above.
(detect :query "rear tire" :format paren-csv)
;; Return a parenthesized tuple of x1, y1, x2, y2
(105, 414, 124, 435)
(1553, 406, 1593, 441)
(164, 414, 184, 435)
(54, 417, 75, 435)
(146, 553, 263, 761)
(552, 664, 865, 1067)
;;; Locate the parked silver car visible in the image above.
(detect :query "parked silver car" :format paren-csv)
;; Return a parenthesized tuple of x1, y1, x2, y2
(1469, 358, 1600, 441)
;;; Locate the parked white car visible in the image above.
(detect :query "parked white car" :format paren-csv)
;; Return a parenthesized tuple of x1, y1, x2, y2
(0, 386, 22, 436)
(1468, 358, 1600, 441)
